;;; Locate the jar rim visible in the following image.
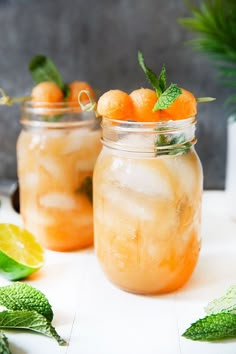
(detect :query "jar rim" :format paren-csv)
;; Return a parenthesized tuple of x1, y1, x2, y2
(101, 116, 197, 155)
(22, 101, 83, 111)
(20, 101, 98, 128)
(102, 116, 196, 133)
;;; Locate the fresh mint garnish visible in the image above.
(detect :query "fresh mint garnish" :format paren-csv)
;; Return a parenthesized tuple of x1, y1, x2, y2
(137, 51, 161, 95)
(183, 313, 236, 341)
(29, 55, 69, 98)
(138, 51, 182, 110)
(76, 176, 93, 203)
(153, 84, 182, 111)
(205, 285, 236, 315)
(0, 332, 11, 354)
(0, 310, 66, 346)
(155, 132, 191, 156)
(158, 64, 167, 93)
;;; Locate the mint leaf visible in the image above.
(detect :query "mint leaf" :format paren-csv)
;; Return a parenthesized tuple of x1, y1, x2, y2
(155, 132, 191, 156)
(0, 310, 66, 346)
(158, 65, 167, 92)
(76, 176, 93, 203)
(153, 84, 182, 110)
(137, 51, 161, 96)
(29, 55, 69, 96)
(0, 282, 53, 322)
(205, 286, 236, 315)
(0, 332, 11, 354)
(183, 313, 236, 341)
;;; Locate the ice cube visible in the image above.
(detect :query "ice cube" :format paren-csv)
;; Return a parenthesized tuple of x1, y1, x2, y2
(99, 184, 155, 220)
(103, 159, 173, 198)
(63, 129, 101, 154)
(75, 156, 97, 171)
(120, 132, 154, 150)
(39, 156, 64, 178)
(161, 152, 202, 195)
(24, 208, 55, 225)
(21, 173, 39, 187)
(40, 193, 77, 209)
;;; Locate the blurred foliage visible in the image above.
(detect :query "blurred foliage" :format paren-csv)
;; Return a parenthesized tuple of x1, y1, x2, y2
(180, 0, 236, 111)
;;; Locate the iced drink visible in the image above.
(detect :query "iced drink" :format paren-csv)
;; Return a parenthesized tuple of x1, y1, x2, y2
(94, 118, 203, 293)
(17, 103, 101, 251)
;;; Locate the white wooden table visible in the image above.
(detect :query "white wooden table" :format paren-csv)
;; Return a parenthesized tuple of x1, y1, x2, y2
(0, 191, 236, 354)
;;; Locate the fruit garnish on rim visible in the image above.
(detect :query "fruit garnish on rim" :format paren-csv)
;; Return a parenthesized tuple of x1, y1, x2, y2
(79, 51, 215, 122)
(0, 54, 96, 116)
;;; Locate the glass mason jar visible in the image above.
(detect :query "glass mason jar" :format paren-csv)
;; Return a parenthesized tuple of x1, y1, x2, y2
(17, 102, 101, 251)
(93, 117, 203, 294)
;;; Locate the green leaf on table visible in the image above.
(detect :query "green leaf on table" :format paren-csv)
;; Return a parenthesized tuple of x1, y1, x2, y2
(205, 285, 236, 315)
(153, 84, 182, 111)
(0, 310, 66, 346)
(183, 312, 236, 341)
(0, 332, 12, 354)
(0, 282, 54, 322)
(29, 55, 69, 97)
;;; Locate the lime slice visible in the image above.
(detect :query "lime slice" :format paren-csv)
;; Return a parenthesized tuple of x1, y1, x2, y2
(0, 224, 44, 281)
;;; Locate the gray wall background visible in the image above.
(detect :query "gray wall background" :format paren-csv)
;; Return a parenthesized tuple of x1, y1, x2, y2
(0, 0, 231, 189)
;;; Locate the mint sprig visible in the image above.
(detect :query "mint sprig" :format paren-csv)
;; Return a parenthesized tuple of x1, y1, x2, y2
(0, 282, 53, 322)
(76, 176, 93, 204)
(0, 311, 66, 346)
(183, 285, 236, 342)
(138, 51, 182, 110)
(158, 64, 167, 93)
(29, 55, 69, 98)
(205, 285, 236, 315)
(0, 283, 66, 347)
(183, 313, 236, 341)
(137, 51, 161, 95)
(153, 84, 182, 111)
(0, 332, 11, 354)
(155, 132, 191, 156)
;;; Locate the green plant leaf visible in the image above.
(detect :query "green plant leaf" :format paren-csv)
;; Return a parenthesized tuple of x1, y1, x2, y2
(29, 55, 69, 96)
(76, 176, 93, 203)
(205, 285, 236, 315)
(0, 282, 53, 322)
(0, 332, 11, 354)
(183, 313, 236, 341)
(137, 51, 161, 95)
(179, 0, 236, 111)
(154, 132, 191, 156)
(0, 311, 66, 346)
(153, 84, 182, 110)
(158, 65, 167, 92)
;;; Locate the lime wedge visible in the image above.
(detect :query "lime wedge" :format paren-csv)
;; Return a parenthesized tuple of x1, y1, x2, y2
(0, 224, 44, 280)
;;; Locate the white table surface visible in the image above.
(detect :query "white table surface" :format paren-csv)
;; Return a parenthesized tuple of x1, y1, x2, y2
(0, 191, 236, 354)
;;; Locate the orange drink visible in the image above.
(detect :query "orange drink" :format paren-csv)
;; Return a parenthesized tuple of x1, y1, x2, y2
(17, 102, 101, 251)
(94, 118, 203, 294)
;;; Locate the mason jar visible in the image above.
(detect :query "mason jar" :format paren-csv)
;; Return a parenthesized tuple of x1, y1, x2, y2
(17, 102, 101, 251)
(93, 117, 203, 294)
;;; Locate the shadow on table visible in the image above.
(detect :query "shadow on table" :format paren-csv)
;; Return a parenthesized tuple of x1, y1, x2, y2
(9, 342, 26, 354)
